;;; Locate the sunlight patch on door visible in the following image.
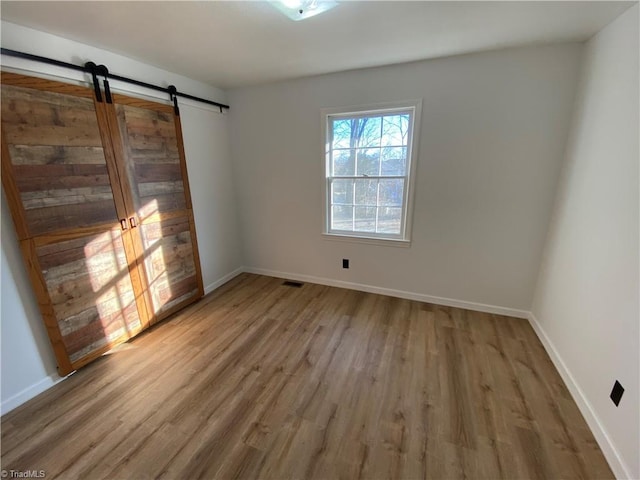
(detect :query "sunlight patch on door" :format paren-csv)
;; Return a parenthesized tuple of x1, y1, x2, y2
(82, 227, 141, 356)
(139, 199, 172, 314)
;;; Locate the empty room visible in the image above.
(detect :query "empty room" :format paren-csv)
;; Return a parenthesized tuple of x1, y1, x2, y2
(0, 1, 638, 479)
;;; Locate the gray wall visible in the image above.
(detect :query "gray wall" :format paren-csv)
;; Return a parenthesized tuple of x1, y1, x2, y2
(531, 5, 639, 479)
(228, 43, 582, 312)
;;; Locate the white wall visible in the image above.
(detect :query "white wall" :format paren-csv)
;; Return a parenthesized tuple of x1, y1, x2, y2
(530, 5, 639, 479)
(180, 106, 242, 294)
(0, 22, 242, 412)
(1, 196, 62, 409)
(228, 43, 582, 314)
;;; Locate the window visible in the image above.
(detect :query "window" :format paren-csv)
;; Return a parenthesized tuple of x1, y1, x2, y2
(323, 101, 420, 243)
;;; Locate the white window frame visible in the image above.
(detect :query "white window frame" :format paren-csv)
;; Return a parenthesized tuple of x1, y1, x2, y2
(321, 100, 422, 246)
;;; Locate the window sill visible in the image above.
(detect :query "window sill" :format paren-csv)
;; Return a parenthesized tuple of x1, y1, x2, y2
(322, 233, 411, 248)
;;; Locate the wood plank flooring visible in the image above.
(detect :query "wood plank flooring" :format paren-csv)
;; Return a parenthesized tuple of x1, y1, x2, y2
(1, 273, 613, 479)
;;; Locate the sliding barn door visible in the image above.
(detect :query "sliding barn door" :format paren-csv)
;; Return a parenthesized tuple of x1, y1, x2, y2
(2, 73, 204, 374)
(107, 95, 203, 324)
(1, 73, 148, 374)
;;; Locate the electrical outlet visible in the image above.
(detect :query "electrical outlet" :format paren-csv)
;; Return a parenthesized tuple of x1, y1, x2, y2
(342, 259, 349, 269)
(610, 380, 624, 407)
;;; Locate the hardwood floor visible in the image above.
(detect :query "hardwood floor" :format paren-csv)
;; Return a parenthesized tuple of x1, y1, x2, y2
(1, 273, 613, 479)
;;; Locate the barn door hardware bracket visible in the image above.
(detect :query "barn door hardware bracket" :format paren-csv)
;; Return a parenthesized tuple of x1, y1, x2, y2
(96, 64, 113, 104)
(84, 61, 103, 103)
(167, 85, 180, 116)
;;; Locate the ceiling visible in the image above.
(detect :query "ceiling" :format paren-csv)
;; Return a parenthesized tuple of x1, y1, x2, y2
(0, 1, 635, 89)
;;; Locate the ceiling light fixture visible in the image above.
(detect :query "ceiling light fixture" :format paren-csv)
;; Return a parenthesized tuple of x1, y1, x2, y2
(271, 0, 338, 21)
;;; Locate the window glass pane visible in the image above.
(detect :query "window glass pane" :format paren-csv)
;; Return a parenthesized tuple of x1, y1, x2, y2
(326, 106, 416, 240)
(332, 119, 352, 149)
(332, 205, 353, 230)
(332, 149, 354, 176)
(382, 114, 410, 147)
(332, 179, 353, 205)
(354, 179, 377, 206)
(377, 207, 402, 234)
(358, 117, 382, 148)
(356, 148, 380, 177)
(354, 207, 377, 232)
(379, 179, 404, 206)
(381, 147, 407, 176)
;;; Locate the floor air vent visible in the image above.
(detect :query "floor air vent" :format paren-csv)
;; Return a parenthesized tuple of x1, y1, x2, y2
(282, 280, 304, 288)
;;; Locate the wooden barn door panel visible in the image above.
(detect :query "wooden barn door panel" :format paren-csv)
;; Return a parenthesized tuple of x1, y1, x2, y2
(108, 97, 203, 323)
(1, 79, 120, 237)
(33, 228, 145, 370)
(137, 211, 201, 319)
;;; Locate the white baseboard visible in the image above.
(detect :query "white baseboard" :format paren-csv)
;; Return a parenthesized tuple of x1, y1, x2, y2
(1, 373, 65, 415)
(527, 312, 632, 480)
(204, 267, 245, 296)
(242, 266, 529, 319)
